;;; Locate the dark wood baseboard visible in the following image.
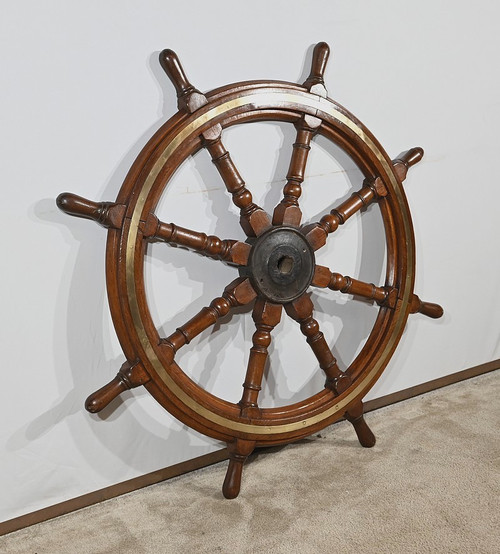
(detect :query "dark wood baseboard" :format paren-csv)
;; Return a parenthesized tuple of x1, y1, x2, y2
(364, 359, 500, 412)
(1, 360, 498, 537)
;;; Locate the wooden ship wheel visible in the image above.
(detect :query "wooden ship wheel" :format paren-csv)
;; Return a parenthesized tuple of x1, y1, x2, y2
(57, 43, 443, 499)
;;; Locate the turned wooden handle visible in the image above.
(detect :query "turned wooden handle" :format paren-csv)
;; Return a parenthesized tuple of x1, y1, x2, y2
(85, 361, 150, 413)
(85, 376, 128, 413)
(417, 301, 444, 319)
(395, 147, 424, 168)
(57, 192, 100, 219)
(392, 147, 424, 181)
(56, 192, 125, 229)
(411, 294, 444, 319)
(307, 42, 330, 84)
(345, 401, 376, 448)
(159, 49, 194, 97)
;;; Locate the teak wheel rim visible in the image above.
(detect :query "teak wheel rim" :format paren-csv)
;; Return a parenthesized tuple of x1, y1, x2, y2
(106, 81, 415, 445)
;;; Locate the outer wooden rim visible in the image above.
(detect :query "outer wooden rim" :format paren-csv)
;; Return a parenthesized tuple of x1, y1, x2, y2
(105, 81, 415, 445)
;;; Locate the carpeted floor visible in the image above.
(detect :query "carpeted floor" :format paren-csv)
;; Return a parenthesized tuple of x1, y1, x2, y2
(2, 370, 499, 553)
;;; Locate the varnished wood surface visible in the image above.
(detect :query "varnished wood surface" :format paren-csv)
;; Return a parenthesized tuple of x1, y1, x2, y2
(57, 42, 443, 498)
(239, 300, 282, 419)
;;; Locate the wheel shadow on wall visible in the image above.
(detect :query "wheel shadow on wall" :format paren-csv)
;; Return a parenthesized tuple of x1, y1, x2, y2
(13, 48, 387, 481)
(7, 52, 225, 480)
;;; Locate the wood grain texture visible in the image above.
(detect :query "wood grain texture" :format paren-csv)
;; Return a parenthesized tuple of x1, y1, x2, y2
(160, 278, 257, 365)
(304, 177, 387, 251)
(56, 193, 125, 229)
(143, 214, 250, 265)
(85, 361, 150, 413)
(272, 121, 316, 226)
(55, 42, 444, 499)
(239, 300, 282, 418)
(204, 136, 271, 237)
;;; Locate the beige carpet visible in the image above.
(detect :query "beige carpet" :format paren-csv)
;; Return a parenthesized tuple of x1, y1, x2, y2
(2, 371, 499, 553)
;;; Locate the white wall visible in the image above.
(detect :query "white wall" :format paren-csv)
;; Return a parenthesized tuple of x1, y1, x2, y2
(2, 1, 499, 523)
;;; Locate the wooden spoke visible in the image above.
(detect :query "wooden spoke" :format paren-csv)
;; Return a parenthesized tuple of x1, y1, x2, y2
(303, 147, 424, 251)
(285, 294, 350, 395)
(272, 120, 317, 226)
(311, 266, 398, 308)
(273, 43, 331, 227)
(239, 300, 282, 418)
(312, 266, 443, 318)
(160, 278, 257, 364)
(304, 177, 388, 251)
(203, 135, 271, 237)
(159, 49, 270, 238)
(143, 213, 251, 266)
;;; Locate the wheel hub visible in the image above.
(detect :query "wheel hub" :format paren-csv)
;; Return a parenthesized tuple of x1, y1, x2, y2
(247, 226, 315, 303)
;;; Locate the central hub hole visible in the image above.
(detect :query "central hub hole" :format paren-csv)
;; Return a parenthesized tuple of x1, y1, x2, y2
(277, 255, 294, 275)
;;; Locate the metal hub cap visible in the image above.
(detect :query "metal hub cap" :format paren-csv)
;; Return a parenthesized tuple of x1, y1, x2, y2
(248, 226, 315, 303)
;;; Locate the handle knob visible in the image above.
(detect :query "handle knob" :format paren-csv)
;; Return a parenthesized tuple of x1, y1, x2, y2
(396, 147, 424, 168)
(56, 192, 125, 229)
(392, 147, 424, 181)
(57, 192, 99, 219)
(85, 376, 128, 413)
(85, 361, 150, 413)
(417, 301, 444, 319)
(303, 42, 330, 98)
(159, 49, 209, 114)
(307, 42, 330, 85)
(411, 294, 444, 319)
(159, 49, 195, 98)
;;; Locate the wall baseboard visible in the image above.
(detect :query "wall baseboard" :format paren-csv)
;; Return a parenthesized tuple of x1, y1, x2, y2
(1, 360, 498, 537)
(363, 359, 500, 412)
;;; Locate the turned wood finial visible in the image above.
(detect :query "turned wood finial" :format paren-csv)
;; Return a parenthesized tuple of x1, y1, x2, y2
(345, 401, 376, 448)
(85, 376, 128, 413)
(222, 440, 255, 499)
(56, 192, 125, 229)
(398, 147, 424, 168)
(304, 42, 330, 96)
(159, 49, 208, 113)
(392, 147, 424, 181)
(305, 42, 330, 85)
(85, 361, 150, 413)
(410, 294, 444, 319)
(159, 49, 195, 99)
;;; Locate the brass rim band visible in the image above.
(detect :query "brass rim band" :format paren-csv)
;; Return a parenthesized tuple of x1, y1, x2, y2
(124, 88, 413, 435)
